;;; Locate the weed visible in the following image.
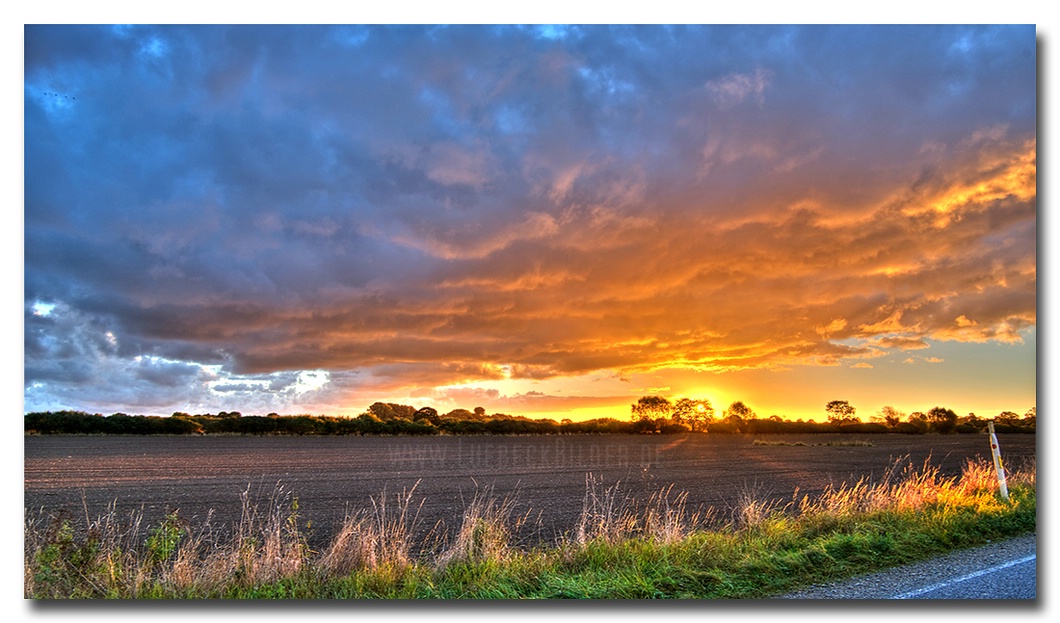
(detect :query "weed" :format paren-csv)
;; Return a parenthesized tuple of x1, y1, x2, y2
(146, 512, 185, 565)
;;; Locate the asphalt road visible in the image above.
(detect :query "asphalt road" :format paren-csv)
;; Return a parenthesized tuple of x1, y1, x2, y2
(778, 532, 1037, 599)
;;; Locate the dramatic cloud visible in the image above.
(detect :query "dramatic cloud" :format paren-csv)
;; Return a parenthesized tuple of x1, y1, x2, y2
(23, 25, 1036, 419)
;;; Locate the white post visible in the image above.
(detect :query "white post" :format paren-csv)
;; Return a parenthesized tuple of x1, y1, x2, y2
(988, 421, 1010, 501)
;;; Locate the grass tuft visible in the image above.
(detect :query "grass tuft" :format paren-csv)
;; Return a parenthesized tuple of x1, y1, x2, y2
(435, 485, 524, 569)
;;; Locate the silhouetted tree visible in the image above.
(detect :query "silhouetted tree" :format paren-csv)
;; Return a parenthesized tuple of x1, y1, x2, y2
(413, 406, 441, 426)
(904, 411, 928, 433)
(672, 398, 714, 431)
(876, 405, 904, 428)
(825, 400, 857, 424)
(955, 412, 986, 433)
(631, 396, 672, 422)
(726, 401, 753, 419)
(1022, 407, 1036, 429)
(368, 402, 416, 421)
(445, 408, 476, 420)
(156, 416, 203, 435)
(995, 411, 1021, 427)
(711, 401, 750, 433)
(670, 398, 692, 426)
(927, 406, 958, 434)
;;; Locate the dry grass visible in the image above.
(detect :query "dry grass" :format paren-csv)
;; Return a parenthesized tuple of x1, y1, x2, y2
(574, 474, 639, 545)
(1006, 454, 1036, 489)
(573, 476, 707, 545)
(435, 485, 527, 568)
(25, 454, 1032, 598)
(723, 455, 1026, 531)
(733, 481, 786, 528)
(641, 484, 703, 543)
(318, 481, 423, 575)
(150, 483, 310, 592)
(24, 497, 151, 598)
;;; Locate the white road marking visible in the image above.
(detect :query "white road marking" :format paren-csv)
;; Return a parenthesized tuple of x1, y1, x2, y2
(891, 554, 1036, 599)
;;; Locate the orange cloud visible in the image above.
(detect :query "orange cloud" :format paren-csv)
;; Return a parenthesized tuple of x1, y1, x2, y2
(201, 133, 1033, 398)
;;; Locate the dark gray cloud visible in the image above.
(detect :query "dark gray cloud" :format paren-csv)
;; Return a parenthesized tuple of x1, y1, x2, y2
(23, 25, 1036, 416)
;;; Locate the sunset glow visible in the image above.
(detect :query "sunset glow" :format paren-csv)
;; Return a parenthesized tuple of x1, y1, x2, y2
(23, 24, 1036, 423)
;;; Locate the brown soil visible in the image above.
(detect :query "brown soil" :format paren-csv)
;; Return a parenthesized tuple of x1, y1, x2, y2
(24, 433, 1036, 550)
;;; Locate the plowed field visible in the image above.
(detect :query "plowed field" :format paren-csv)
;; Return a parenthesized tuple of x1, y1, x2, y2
(25, 433, 1035, 549)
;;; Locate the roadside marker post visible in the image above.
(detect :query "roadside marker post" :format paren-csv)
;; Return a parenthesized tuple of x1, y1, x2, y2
(987, 421, 1009, 502)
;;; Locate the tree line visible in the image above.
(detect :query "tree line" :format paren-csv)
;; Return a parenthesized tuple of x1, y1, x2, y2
(629, 396, 1036, 435)
(23, 399, 1035, 436)
(23, 406, 631, 436)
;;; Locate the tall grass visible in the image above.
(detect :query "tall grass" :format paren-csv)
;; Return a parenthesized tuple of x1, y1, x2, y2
(25, 455, 1035, 599)
(434, 485, 534, 569)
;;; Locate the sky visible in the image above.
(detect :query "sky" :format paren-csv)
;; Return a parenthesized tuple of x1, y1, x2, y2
(21, 23, 1038, 423)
